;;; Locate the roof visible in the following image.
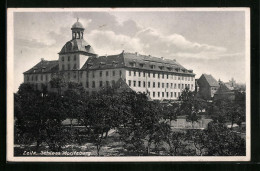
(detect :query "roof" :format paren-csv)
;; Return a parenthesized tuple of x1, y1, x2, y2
(59, 39, 96, 55)
(214, 83, 233, 95)
(24, 60, 59, 74)
(71, 21, 84, 29)
(81, 52, 195, 75)
(200, 74, 219, 87)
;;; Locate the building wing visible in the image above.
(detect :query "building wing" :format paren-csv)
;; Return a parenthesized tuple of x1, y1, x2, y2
(23, 60, 59, 74)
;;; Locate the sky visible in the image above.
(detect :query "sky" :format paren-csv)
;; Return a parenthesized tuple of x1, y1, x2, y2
(13, 10, 247, 92)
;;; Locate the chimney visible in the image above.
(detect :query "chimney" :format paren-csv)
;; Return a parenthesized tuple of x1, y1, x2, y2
(122, 50, 125, 54)
(41, 58, 44, 61)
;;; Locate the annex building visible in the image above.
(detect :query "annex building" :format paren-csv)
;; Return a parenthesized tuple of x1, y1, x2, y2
(23, 20, 196, 100)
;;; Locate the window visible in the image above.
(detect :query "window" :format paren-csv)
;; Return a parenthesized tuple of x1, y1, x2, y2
(73, 64, 76, 69)
(120, 70, 122, 77)
(92, 81, 95, 88)
(133, 81, 136, 87)
(74, 55, 76, 61)
(188, 84, 190, 89)
(158, 82, 160, 88)
(45, 75, 48, 81)
(171, 92, 173, 97)
(162, 74, 164, 79)
(68, 64, 70, 70)
(162, 83, 164, 88)
(166, 92, 168, 97)
(174, 92, 177, 97)
(166, 83, 169, 88)
(99, 81, 103, 87)
(178, 92, 180, 97)
(92, 72, 95, 78)
(191, 77, 194, 81)
(73, 72, 77, 78)
(41, 75, 43, 81)
(174, 83, 177, 89)
(170, 83, 173, 88)
(106, 71, 109, 76)
(143, 72, 145, 77)
(36, 75, 38, 81)
(143, 81, 146, 87)
(129, 71, 131, 76)
(185, 84, 187, 88)
(68, 72, 70, 79)
(178, 76, 180, 80)
(61, 56, 64, 61)
(128, 80, 131, 86)
(100, 71, 102, 77)
(153, 82, 155, 88)
(148, 82, 150, 88)
(153, 73, 155, 78)
(188, 77, 190, 81)
(68, 56, 70, 61)
(27, 76, 29, 81)
(153, 92, 155, 97)
(86, 82, 89, 88)
(134, 71, 136, 76)
(113, 71, 115, 76)
(139, 72, 141, 77)
(158, 73, 160, 78)
(106, 81, 109, 87)
(148, 72, 150, 77)
(138, 81, 141, 87)
(182, 84, 184, 89)
(178, 84, 180, 89)
(158, 92, 160, 97)
(112, 80, 116, 87)
(167, 74, 169, 79)
(191, 84, 193, 89)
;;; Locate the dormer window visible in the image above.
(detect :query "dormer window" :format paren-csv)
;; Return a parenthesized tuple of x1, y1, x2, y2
(159, 66, 164, 70)
(41, 67, 46, 72)
(139, 63, 144, 67)
(150, 65, 155, 69)
(130, 61, 136, 67)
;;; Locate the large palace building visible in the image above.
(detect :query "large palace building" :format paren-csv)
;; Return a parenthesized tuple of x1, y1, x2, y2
(23, 20, 195, 100)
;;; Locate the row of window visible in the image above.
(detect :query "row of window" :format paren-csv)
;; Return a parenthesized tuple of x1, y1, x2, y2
(87, 70, 122, 78)
(61, 55, 76, 62)
(27, 74, 49, 82)
(61, 64, 77, 70)
(86, 80, 116, 88)
(128, 80, 193, 90)
(151, 91, 181, 98)
(128, 71, 194, 81)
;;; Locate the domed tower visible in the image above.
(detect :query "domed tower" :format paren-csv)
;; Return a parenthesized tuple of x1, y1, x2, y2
(71, 18, 84, 39)
(58, 18, 97, 82)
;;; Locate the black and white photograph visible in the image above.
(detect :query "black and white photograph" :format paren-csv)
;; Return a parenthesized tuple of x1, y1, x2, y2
(7, 8, 250, 162)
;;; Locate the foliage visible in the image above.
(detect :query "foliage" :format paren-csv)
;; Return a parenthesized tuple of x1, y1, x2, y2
(179, 88, 205, 127)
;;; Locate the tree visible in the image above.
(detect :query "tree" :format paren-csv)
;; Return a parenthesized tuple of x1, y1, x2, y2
(49, 73, 66, 95)
(162, 102, 179, 126)
(179, 88, 205, 128)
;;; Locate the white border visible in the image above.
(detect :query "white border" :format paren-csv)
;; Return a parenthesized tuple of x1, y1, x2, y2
(7, 8, 250, 162)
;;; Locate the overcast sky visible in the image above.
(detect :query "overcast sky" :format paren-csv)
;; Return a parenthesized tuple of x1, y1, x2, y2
(13, 10, 247, 92)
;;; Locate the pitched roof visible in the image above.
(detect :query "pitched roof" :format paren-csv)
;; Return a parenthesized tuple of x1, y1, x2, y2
(59, 39, 96, 55)
(201, 74, 219, 87)
(23, 60, 59, 74)
(81, 52, 195, 75)
(214, 83, 233, 95)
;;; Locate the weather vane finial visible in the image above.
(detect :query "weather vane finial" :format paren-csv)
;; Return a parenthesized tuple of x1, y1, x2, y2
(77, 17, 79, 22)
